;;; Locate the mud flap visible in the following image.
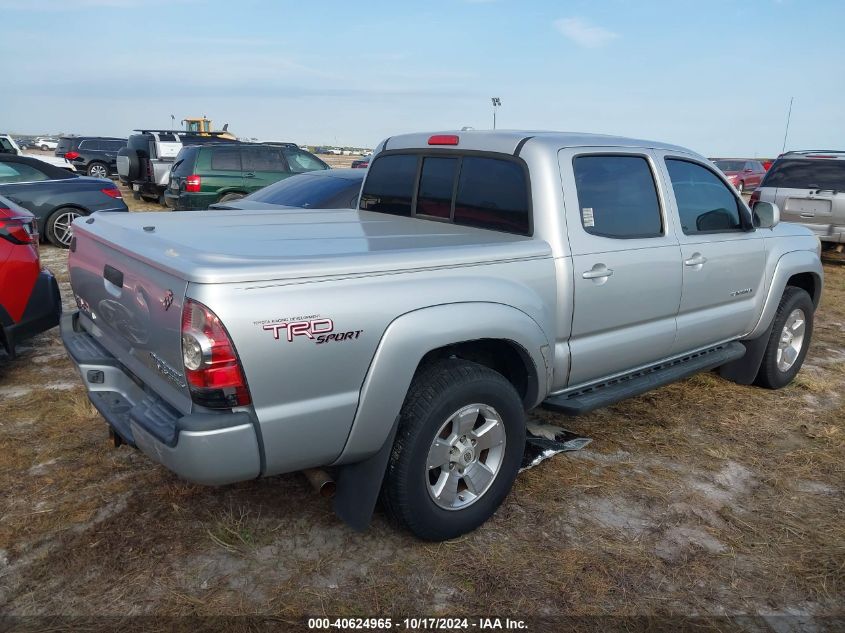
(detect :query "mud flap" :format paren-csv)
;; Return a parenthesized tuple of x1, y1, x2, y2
(333, 416, 400, 532)
(718, 324, 774, 385)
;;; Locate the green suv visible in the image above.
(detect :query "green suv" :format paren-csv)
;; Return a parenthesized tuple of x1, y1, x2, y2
(164, 143, 329, 210)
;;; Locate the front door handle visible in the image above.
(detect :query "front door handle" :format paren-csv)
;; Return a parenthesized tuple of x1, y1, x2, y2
(582, 265, 614, 280)
(244, 172, 255, 178)
(684, 253, 708, 267)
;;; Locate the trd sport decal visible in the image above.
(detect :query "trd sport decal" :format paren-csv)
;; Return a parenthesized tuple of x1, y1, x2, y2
(261, 317, 363, 345)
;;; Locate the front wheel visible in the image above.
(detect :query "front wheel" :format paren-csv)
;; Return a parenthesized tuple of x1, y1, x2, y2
(46, 207, 83, 248)
(381, 359, 525, 541)
(755, 287, 814, 389)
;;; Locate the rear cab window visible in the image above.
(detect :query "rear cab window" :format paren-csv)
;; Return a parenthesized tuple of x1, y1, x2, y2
(359, 151, 531, 235)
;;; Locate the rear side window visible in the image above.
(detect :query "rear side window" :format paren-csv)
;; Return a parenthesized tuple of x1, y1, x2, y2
(454, 157, 530, 234)
(210, 146, 242, 171)
(762, 159, 845, 190)
(282, 148, 328, 173)
(0, 162, 51, 183)
(665, 159, 745, 234)
(79, 140, 100, 151)
(417, 157, 458, 218)
(243, 146, 288, 172)
(359, 154, 418, 216)
(572, 155, 662, 239)
(105, 140, 126, 151)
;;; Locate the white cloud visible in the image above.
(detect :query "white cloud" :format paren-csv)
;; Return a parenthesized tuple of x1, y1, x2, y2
(554, 17, 618, 48)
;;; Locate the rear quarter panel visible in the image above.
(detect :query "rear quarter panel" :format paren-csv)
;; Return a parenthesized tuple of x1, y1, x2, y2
(190, 255, 556, 475)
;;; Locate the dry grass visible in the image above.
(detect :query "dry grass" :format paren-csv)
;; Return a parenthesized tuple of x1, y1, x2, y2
(0, 247, 842, 623)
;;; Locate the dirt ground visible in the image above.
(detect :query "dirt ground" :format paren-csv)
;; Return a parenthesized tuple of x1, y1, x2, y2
(0, 177, 843, 629)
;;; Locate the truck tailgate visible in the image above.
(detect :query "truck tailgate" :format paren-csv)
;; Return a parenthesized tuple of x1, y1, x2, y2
(68, 229, 192, 414)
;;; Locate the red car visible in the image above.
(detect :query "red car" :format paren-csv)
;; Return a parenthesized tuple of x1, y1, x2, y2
(712, 159, 767, 194)
(0, 194, 61, 358)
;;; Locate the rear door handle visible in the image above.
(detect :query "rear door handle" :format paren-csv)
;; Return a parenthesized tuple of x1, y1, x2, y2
(684, 254, 707, 267)
(582, 266, 613, 280)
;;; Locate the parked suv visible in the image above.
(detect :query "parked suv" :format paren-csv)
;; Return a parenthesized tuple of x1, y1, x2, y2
(55, 136, 126, 178)
(33, 137, 58, 151)
(165, 143, 329, 210)
(752, 150, 845, 245)
(117, 130, 237, 204)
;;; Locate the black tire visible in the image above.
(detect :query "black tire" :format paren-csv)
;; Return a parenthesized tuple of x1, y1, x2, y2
(140, 194, 159, 203)
(218, 192, 245, 203)
(40, 144, 49, 151)
(87, 162, 109, 179)
(381, 359, 525, 541)
(754, 287, 814, 389)
(46, 207, 84, 248)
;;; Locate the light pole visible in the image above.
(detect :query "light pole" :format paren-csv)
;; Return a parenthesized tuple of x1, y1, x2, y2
(491, 97, 501, 129)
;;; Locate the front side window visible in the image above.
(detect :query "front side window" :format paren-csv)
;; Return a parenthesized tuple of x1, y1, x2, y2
(282, 148, 328, 173)
(665, 158, 745, 234)
(572, 155, 662, 239)
(210, 146, 242, 171)
(359, 154, 418, 216)
(416, 157, 458, 218)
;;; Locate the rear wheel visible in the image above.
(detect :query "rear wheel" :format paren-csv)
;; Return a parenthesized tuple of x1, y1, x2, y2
(381, 359, 525, 541)
(40, 144, 49, 151)
(46, 207, 83, 248)
(219, 192, 245, 203)
(754, 287, 814, 389)
(87, 162, 109, 179)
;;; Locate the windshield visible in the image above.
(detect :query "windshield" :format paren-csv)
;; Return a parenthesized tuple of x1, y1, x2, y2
(762, 159, 845, 191)
(247, 172, 362, 207)
(714, 160, 745, 172)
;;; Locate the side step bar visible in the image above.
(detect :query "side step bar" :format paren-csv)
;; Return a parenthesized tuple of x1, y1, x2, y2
(543, 342, 746, 416)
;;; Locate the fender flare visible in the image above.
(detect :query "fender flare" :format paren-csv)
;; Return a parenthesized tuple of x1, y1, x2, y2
(334, 302, 551, 467)
(746, 250, 823, 340)
(330, 302, 550, 531)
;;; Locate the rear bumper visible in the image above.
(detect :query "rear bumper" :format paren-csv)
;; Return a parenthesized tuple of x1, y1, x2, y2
(1, 270, 61, 357)
(789, 221, 845, 244)
(164, 191, 216, 211)
(60, 311, 261, 485)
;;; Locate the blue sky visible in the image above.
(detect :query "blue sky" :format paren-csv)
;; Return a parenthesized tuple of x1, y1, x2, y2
(2, 0, 843, 156)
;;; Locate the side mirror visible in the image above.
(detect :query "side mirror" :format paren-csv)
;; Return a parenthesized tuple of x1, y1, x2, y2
(753, 201, 780, 229)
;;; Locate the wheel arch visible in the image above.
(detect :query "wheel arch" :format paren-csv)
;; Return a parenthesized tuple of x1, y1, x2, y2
(747, 250, 823, 340)
(333, 302, 550, 467)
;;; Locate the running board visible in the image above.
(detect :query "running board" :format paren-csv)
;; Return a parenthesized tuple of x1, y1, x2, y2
(542, 342, 746, 416)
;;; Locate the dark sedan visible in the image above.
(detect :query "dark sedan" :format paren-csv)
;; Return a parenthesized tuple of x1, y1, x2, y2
(208, 168, 365, 211)
(0, 154, 127, 248)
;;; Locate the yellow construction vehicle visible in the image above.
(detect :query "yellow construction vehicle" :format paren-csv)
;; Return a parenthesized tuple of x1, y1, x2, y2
(181, 116, 237, 140)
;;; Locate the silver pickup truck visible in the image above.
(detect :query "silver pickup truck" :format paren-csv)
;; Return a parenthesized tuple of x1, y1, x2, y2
(62, 131, 823, 541)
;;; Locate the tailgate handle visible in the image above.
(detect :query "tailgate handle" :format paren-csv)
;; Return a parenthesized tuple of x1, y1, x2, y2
(103, 265, 124, 289)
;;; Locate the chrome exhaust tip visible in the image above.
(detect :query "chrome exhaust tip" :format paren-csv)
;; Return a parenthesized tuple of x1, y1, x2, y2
(302, 468, 336, 498)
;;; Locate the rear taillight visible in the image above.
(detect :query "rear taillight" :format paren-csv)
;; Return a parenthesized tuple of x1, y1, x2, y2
(185, 175, 201, 192)
(181, 299, 251, 408)
(749, 190, 761, 206)
(0, 207, 38, 245)
(65, 151, 80, 160)
(101, 187, 122, 199)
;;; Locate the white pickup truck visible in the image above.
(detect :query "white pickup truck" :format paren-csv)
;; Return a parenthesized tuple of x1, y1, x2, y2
(62, 130, 823, 540)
